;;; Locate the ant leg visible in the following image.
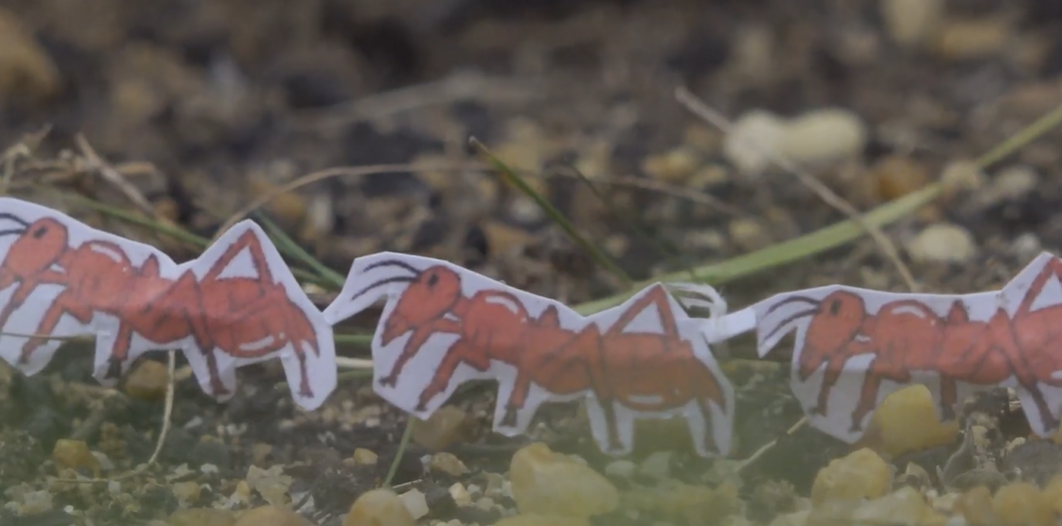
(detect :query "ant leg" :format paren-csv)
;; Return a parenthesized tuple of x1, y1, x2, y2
(850, 365, 910, 432)
(810, 357, 846, 416)
(203, 230, 275, 283)
(165, 273, 226, 396)
(416, 339, 490, 411)
(17, 290, 94, 364)
(104, 323, 137, 380)
(501, 371, 533, 428)
(380, 318, 462, 387)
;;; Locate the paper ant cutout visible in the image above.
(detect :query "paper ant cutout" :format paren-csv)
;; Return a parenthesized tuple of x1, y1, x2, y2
(752, 251, 1062, 443)
(0, 197, 337, 410)
(323, 252, 736, 457)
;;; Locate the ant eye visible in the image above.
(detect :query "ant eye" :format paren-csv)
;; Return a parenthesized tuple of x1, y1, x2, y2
(829, 299, 842, 315)
(32, 226, 47, 239)
(427, 273, 439, 287)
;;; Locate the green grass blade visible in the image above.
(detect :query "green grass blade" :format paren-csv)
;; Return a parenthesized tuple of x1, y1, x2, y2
(563, 163, 702, 282)
(253, 212, 347, 288)
(469, 137, 633, 287)
(573, 185, 941, 315)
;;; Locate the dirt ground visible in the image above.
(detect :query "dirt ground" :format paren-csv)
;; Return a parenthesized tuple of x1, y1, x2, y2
(2, 0, 1062, 524)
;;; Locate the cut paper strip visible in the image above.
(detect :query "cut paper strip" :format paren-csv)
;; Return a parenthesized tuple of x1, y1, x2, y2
(323, 252, 736, 457)
(0, 197, 337, 410)
(752, 251, 1062, 443)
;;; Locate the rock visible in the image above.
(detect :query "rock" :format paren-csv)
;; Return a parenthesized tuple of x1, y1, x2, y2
(624, 481, 742, 525)
(245, 464, 294, 507)
(399, 488, 429, 520)
(493, 514, 592, 526)
(723, 110, 786, 176)
(858, 384, 960, 458)
(172, 481, 202, 505)
(768, 510, 810, 526)
(52, 439, 98, 472)
(992, 483, 1055, 526)
(411, 405, 474, 451)
(0, 7, 61, 106)
(872, 155, 931, 201)
(344, 488, 415, 526)
(728, 218, 771, 252)
(449, 483, 473, 507)
(940, 160, 987, 193)
(167, 508, 236, 526)
(233, 505, 312, 526)
(879, 0, 945, 47)
(352, 448, 378, 465)
(604, 460, 636, 479)
(775, 109, 868, 166)
(642, 147, 701, 184)
(932, 17, 1011, 61)
(510, 443, 619, 518)
(988, 165, 1039, 203)
(430, 452, 470, 477)
(906, 223, 977, 264)
(123, 359, 170, 401)
(810, 448, 893, 507)
(638, 451, 672, 480)
(851, 486, 946, 526)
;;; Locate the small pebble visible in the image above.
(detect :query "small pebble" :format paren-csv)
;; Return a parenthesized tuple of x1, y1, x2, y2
(344, 488, 415, 526)
(0, 7, 61, 105)
(411, 405, 473, 451)
(400, 489, 429, 520)
(233, 505, 312, 526)
(728, 218, 771, 252)
(811, 448, 893, 507)
(859, 384, 959, 458)
(940, 160, 987, 193)
(776, 109, 868, 166)
(850, 486, 946, 525)
(172, 481, 202, 505)
(449, 483, 473, 507)
(123, 359, 170, 401)
(906, 223, 977, 264)
(879, 0, 945, 47)
(430, 452, 470, 477)
(642, 147, 701, 184)
(509, 442, 619, 518)
(493, 514, 592, 526)
(52, 439, 98, 472)
(604, 460, 636, 478)
(932, 17, 1011, 61)
(638, 451, 672, 480)
(352, 448, 378, 465)
(872, 155, 930, 200)
(992, 483, 1055, 526)
(991, 165, 1039, 202)
(167, 508, 236, 526)
(723, 110, 787, 176)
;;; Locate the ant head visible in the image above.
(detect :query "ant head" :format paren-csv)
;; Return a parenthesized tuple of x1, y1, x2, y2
(2, 217, 68, 277)
(380, 264, 462, 345)
(798, 290, 867, 380)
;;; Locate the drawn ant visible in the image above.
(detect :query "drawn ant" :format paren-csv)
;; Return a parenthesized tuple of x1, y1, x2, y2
(324, 253, 733, 456)
(760, 253, 1062, 435)
(0, 209, 328, 404)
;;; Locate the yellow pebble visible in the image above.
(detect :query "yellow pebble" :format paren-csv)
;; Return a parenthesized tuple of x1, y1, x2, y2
(343, 488, 414, 526)
(810, 448, 893, 507)
(992, 483, 1055, 526)
(859, 385, 959, 458)
(51, 439, 98, 472)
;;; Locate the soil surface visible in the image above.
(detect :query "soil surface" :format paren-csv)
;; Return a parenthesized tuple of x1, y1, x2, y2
(2, 0, 1062, 525)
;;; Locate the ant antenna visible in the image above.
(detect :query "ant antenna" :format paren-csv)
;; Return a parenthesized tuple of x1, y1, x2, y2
(364, 259, 420, 276)
(348, 276, 415, 303)
(0, 213, 29, 236)
(763, 295, 819, 316)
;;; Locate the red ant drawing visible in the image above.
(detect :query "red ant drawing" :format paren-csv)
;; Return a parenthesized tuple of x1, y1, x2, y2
(756, 251, 1062, 438)
(323, 253, 735, 456)
(0, 199, 335, 408)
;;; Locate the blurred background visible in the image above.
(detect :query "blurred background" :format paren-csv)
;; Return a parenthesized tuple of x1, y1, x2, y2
(3, 1, 1062, 525)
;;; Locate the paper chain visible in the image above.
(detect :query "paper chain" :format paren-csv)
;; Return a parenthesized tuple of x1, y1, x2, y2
(3, 196, 1062, 457)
